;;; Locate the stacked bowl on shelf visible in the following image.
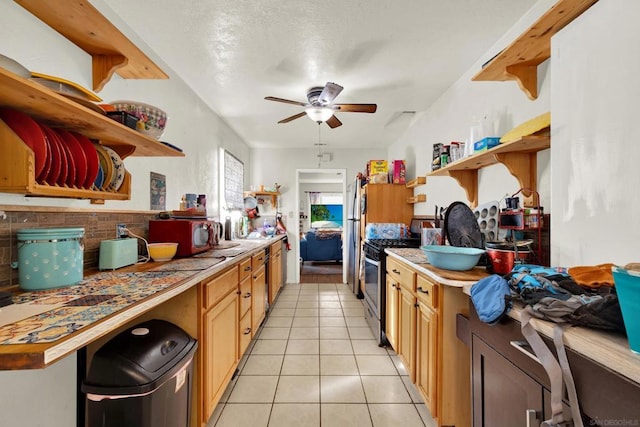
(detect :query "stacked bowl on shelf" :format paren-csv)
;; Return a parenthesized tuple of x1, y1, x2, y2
(0, 107, 126, 192)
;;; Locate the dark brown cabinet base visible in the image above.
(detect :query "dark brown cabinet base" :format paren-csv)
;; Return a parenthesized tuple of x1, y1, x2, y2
(468, 305, 640, 426)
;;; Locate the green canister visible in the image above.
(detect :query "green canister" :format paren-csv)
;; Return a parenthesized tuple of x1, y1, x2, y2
(17, 227, 85, 291)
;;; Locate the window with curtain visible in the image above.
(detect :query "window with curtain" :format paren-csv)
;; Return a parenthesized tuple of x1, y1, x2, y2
(223, 150, 244, 211)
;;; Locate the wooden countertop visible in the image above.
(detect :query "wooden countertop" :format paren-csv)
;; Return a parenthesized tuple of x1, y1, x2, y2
(386, 247, 640, 385)
(386, 248, 489, 287)
(0, 236, 284, 370)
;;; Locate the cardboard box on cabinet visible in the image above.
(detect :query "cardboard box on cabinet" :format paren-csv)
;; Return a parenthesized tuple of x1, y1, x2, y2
(391, 160, 406, 184)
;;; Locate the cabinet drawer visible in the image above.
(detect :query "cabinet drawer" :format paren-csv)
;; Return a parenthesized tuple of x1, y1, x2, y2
(270, 241, 281, 254)
(387, 257, 415, 291)
(416, 275, 438, 310)
(239, 276, 251, 317)
(204, 267, 238, 309)
(252, 250, 265, 270)
(239, 258, 252, 281)
(239, 311, 252, 356)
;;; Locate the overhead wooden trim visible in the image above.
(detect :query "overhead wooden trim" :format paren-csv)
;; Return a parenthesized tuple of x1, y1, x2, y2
(472, 0, 599, 99)
(14, 0, 169, 91)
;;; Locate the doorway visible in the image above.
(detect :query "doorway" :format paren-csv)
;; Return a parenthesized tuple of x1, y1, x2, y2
(295, 169, 347, 284)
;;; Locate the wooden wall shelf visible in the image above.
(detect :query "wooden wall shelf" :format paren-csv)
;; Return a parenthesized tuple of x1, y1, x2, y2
(406, 177, 426, 188)
(408, 194, 426, 204)
(0, 68, 183, 157)
(244, 191, 280, 207)
(472, 0, 598, 100)
(427, 135, 550, 208)
(15, 0, 169, 92)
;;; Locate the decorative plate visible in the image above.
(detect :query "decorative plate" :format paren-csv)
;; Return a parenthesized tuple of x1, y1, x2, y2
(39, 125, 62, 186)
(57, 129, 87, 188)
(93, 164, 104, 190)
(52, 129, 68, 186)
(71, 132, 99, 189)
(101, 145, 125, 191)
(93, 144, 113, 190)
(0, 108, 48, 179)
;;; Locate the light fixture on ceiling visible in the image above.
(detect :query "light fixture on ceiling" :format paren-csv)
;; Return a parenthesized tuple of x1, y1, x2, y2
(314, 123, 332, 168)
(305, 106, 334, 123)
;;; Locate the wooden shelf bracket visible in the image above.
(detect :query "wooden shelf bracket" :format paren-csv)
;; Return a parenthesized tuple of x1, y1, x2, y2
(447, 170, 478, 208)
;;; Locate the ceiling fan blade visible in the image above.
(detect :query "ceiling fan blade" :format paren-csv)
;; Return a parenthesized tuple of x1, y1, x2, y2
(278, 112, 307, 124)
(326, 115, 342, 129)
(318, 82, 344, 105)
(335, 103, 377, 113)
(265, 96, 307, 107)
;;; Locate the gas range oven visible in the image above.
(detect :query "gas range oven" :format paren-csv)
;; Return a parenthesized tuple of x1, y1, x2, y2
(362, 238, 421, 346)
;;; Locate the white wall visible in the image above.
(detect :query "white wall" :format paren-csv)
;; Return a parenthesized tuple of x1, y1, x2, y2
(551, 0, 640, 266)
(0, 2, 249, 426)
(0, 0, 250, 215)
(388, 0, 555, 219)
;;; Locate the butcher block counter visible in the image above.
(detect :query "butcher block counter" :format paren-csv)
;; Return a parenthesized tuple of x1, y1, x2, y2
(385, 248, 640, 386)
(0, 236, 283, 370)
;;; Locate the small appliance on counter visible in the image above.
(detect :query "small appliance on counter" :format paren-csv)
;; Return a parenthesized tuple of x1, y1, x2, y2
(148, 219, 221, 257)
(99, 238, 138, 270)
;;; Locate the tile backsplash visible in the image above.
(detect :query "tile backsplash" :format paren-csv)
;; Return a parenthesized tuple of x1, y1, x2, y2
(0, 209, 157, 287)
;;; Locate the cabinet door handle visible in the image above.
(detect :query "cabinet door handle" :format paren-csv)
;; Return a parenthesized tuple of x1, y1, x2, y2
(236, 290, 241, 295)
(510, 340, 541, 364)
(243, 328, 251, 335)
(525, 409, 538, 427)
(244, 292, 252, 298)
(392, 268, 400, 274)
(391, 283, 397, 289)
(244, 266, 252, 271)
(417, 286, 429, 295)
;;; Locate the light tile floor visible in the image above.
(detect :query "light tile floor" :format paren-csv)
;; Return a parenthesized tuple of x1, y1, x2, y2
(207, 282, 437, 427)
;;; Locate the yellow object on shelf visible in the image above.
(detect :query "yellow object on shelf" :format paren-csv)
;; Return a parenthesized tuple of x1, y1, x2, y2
(500, 112, 551, 143)
(30, 72, 102, 102)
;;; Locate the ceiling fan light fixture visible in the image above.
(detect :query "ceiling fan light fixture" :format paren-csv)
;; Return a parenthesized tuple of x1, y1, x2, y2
(305, 107, 334, 123)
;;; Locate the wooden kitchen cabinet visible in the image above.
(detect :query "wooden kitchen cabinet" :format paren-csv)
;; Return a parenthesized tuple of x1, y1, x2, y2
(398, 285, 417, 380)
(238, 258, 253, 355)
(385, 275, 399, 350)
(385, 255, 470, 427)
(416, 278, 439, 417)
(386, 257, 417, 378)
(251, 251, 266, 337)
(269, 240, 283, 304)
(468, 304, 640, 425)
(472, 335, 545, 426)
(201, 266, 239, 423)
(360, 184, 413, 237)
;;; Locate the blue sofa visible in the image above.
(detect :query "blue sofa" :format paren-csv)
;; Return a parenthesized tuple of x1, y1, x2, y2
(300, 230, 343, 262)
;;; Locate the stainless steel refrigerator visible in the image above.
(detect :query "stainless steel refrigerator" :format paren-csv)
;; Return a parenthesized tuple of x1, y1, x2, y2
(347, 178, 363, 296)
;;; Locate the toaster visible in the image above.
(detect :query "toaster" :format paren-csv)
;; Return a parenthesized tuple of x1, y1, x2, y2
(99, 238, 138, 270)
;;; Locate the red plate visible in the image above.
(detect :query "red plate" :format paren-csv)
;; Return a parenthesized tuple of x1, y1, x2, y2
(57, 129, 87, 188)
(53, 129, 76, 186)
(71, 132, 99, 189)
(50, 129, 68, 186)
(0, 108, 48, 179)
(39, 125, 62, 186)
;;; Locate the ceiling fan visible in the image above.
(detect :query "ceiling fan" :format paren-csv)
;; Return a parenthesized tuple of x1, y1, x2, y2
(265, 82, 377, 129)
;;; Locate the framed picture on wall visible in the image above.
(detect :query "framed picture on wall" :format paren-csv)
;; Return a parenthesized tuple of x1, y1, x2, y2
(150, 172, 166, 210)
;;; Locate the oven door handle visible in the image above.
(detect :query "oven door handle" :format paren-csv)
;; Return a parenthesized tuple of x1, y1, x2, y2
(364, 256, 379, 267)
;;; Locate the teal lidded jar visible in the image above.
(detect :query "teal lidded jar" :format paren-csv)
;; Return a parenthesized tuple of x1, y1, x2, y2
(17, 227, 85, 291)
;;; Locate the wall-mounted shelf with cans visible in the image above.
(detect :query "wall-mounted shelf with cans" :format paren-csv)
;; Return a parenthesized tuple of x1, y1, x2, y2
(427, 135, 550, 208)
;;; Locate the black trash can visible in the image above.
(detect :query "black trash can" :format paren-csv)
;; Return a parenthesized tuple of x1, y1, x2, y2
(82, 319, 198, 427)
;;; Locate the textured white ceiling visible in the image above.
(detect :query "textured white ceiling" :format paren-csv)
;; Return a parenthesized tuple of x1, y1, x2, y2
(104, 0, 534, 149)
